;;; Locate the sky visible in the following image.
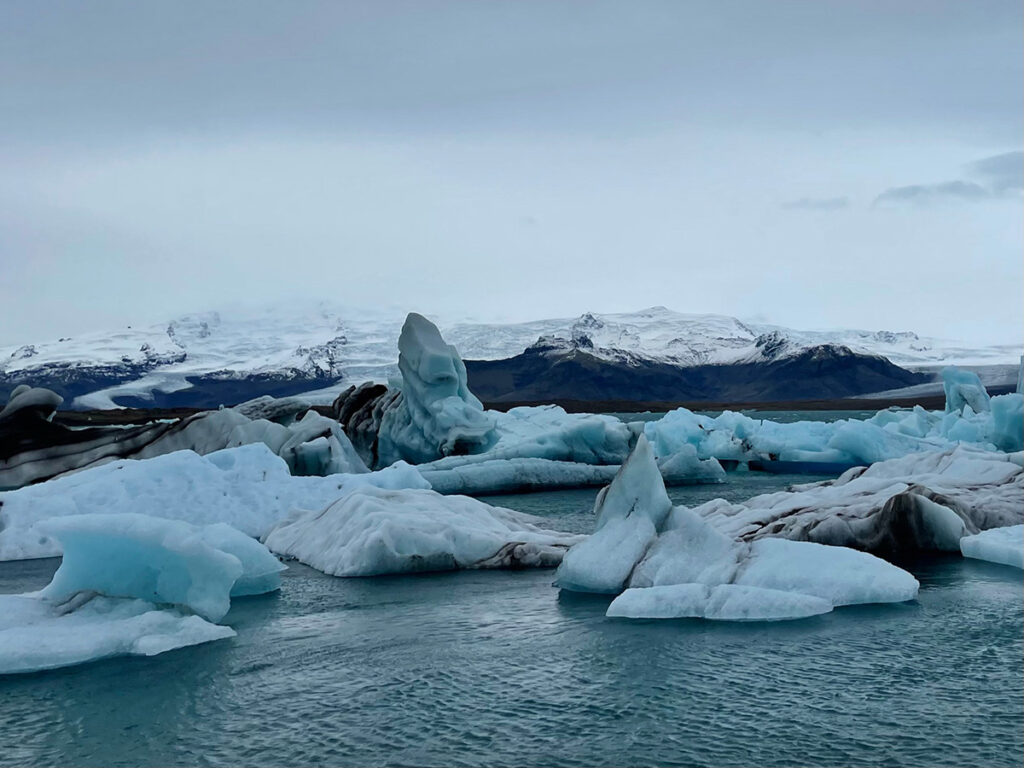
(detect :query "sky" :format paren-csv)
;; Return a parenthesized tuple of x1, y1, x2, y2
(1, 0, 1021, 347)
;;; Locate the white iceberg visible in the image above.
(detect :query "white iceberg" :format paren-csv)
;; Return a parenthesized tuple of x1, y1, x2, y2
(264, 485, 583, 577)
(553, 436, 673, 594)
(607, 584, 834, 621)
(420, 458, 621, 495)
(0, 443, 429, 561)
(960, 525, 1023, 569)
(555, 436, 919, 620)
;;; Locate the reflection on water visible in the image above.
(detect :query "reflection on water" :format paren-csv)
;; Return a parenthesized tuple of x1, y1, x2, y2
(0, 488, 1021, 768)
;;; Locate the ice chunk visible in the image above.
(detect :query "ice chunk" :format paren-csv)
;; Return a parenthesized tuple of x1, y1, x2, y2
(275, 410, 370, 476)
(195, 522, 287, 597)
(0, 443, 430, 561)
(657, 444, 726, 484)
(989, 394, 1024, 453)
(608, 583, 833, 621)
(694, 446, 1022, 553)
(960, 525, 1024, 569)
(0, 595, 235, 675)
(554, 435, 672, 593)
(376, 313, 497, 466)
(943, 366, 991, 414)
(0, 385, 63, 421)
(627, 506, 742, 588)
(548, 434, 919, 620)
(0, 514, 277, 675)
(486, 406, 632, 465)
(263, 485, 582, 577)
(734, 539, 920, 606)
(420, 458, 621, 495)
(39, 514, 283, 621)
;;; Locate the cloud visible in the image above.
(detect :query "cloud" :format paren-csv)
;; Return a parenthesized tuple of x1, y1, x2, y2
(967, 150, 1023, 192)
(781, 196, 850, 211)
(873, 150, 1022, 207)
(873, 180, 992, 206)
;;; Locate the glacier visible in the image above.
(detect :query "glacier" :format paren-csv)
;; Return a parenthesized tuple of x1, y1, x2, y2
(0, 513, 282, 675)
(263, 486, 583, 577)
(556, 436, 920, 621)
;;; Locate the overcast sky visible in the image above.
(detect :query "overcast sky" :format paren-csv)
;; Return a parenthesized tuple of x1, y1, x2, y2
(1, 0, 1021, 346)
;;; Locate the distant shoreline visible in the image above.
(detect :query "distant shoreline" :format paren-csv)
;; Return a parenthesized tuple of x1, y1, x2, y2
(50, 386, 1019, 427)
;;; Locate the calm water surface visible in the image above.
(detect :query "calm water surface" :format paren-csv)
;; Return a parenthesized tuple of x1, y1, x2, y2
(1, 479, 1021, 768)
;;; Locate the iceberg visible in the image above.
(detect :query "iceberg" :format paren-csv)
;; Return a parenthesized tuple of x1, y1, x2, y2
(0, 443, 430, 561)
(263, 486, 583, 577)
(39, 514, 285, 621)
(695, 446, 1022, 553)
(418, 450, 724, 496)
(942, 366, 991, 414)
(554, 436, 672, 593)
(420, 458, 621, 495)
(376, 313, 497, 466)
(0, 513, 281, 675)
(0, 595, 235, 676)
(0, 385, 368, 490)
(642, 388, 1023, 470)
(608, 584, 834, 621)
(555, 436, 919, 620)
(0, 384, 63, 421)
(960, 525, 1023, 569)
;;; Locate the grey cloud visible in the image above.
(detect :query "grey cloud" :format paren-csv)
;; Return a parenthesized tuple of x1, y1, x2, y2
(873, 180, 992, 206)
(782, 196, 850, 211)
(0, 0, 1020, 148)
(967, 150, 1023, 192)
(873, 150, 1023, 206)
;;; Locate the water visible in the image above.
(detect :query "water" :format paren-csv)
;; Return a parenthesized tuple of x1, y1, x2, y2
(1, 479, 1021, 768)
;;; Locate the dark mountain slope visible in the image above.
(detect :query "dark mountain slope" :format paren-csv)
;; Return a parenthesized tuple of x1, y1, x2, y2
(465, 344, 927, 403)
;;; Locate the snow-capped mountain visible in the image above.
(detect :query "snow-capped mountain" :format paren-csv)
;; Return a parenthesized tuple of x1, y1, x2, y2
(0, 304, 1018, 409)
(445, 306, 1019, 369)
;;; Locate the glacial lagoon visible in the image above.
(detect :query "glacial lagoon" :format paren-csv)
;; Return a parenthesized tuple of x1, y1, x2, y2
(1, 473, 1021, 768)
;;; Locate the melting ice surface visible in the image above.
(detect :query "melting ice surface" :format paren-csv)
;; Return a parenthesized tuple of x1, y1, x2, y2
(1, 477, 1021, 768)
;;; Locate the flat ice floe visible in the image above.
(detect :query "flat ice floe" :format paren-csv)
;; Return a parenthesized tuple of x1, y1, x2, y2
(0, 513, 281, 675)
(960, 525, 1024, 569)
(264, 486, 584, 577)
(0, 595, 235, 676)
(556, 436, 920, 621)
